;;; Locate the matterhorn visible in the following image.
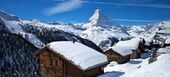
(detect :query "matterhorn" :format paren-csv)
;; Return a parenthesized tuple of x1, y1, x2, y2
(81, 9, 130, 50)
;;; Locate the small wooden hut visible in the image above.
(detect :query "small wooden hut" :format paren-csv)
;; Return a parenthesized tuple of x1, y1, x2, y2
(104, 48, 131, 64)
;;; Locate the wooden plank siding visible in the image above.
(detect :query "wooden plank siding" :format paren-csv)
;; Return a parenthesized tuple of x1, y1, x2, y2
(130, 47, 141, 59)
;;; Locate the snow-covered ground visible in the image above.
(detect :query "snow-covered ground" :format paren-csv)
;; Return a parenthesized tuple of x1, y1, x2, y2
(98, 50, 170, 77)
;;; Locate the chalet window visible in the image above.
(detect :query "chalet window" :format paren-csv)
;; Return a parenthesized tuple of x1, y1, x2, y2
(110, 52, 112, 55)
(49, 59, 59, 66)
(50, 59, 53, 66)
(54, 59, 59, 66)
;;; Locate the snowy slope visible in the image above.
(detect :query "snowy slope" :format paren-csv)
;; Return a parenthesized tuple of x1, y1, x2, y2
(22, 20, 82, 36)
(0, 17, 24, 33)
(99, 52, 170, 77)
(0, 10, 19, 21)
(125, 21, 170, 45)
(145, 21, 170, 42)
(124, 25, 152, 37)
(0, 10, 44, 48)
(124, 54, 170, 77)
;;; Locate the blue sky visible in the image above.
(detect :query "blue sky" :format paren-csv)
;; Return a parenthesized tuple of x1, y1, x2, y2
(1, 0, 170, 25)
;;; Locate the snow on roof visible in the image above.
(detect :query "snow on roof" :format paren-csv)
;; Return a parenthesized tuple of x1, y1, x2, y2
(165, 37, 170, 44)
(114, 38, 141, 50)
(131, 37, 144, 42)
(157, 48, 170, 54)
(144, 37, 153, 46)
(144, 37, 152, 43)
(157, 29, 170, 34)
(112, 46, 132, 56)
(109, 38, 142, 56)
(48, 41, 108, 70)
(110, 38, 142, 56)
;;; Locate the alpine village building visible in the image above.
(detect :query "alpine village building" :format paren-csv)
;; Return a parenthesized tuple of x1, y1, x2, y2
(104, 38, 145, 64)
(34, 41, 108, 77)
(104, 48, 131, 64)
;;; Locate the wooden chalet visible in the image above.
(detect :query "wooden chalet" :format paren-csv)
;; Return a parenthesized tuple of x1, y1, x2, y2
(34, 41, 108, 77)
(129, 38, 145, 59)
(104, 48, 130, 64)
(107, 38, 144, 60)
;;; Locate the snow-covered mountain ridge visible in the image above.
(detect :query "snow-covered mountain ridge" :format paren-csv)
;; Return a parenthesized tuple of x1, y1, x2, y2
(0, 10, 103, 52)
(124, 25, 153, 37)
(1, 9, 170, 50)
(21, 9, 130, 50)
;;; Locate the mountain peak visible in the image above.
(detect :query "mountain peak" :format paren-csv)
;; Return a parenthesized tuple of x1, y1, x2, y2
(89, 9, 101, 21)
(88, 9, 116, 28)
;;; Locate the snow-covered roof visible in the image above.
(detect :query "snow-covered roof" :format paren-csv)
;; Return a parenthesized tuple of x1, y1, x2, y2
(114, 38, 141, 50)
(165, 37, 170, 44)
(157, 30, 170, 34)
(131, 37, 144, 43)
(48, 41, 108, 70)
(157, 48, 170, 54)
(144, 37, 153, 43)
(144, 37, 153, 46)
(110, 38, 142, 56)
(112, 46, 132, 56)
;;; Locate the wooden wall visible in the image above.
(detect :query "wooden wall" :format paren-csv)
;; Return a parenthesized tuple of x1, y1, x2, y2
(85, 68, 103, 77)
(38, 48, 64, 77)
(130, 48, 141, 59)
